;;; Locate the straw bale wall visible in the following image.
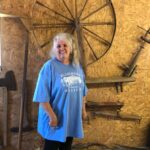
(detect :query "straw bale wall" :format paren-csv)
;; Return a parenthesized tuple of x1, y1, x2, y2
(0, 0, 150, 149)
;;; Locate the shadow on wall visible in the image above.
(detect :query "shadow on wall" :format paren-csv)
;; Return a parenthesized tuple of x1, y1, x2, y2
(146, 123, 150, 147)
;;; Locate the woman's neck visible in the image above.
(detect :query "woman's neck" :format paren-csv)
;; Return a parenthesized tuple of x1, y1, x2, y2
(56, 57, 70, 65)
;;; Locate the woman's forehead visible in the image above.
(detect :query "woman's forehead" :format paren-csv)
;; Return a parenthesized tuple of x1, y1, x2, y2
(56, 40, 67, 44)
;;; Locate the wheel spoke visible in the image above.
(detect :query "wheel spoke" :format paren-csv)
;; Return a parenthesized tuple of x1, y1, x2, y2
(39, 12, 68, 23)
(40, 40, 50, 48)
(83, 26, 111, 46)
(67, 27, 76, 34)
(33, 23, 72, 29)
(75, 0, 77, 18)
(32, 30, 50, 49)
(64, 28, 71, 33)
(62, 0, 74, 19)
(36, 1, 73, 22)
(32, 30, 40, 48)
(78, 0, 88, 19)
(81, 22, 114, 26)
(83, 35, 98, 60)
(33, 26, 70, 29)
(81, 1, 111, 21)
(32, 3, 68, 24)
(71, 27, 76, 34)
(75, 27, 85, 67)
(33, 23, 72, 26)
(64, 27, 74, 33)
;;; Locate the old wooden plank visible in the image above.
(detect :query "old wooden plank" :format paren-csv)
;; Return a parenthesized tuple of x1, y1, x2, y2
(86, 76, 135, 84)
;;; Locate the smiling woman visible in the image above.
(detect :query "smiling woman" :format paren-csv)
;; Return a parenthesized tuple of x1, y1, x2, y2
(33, 33, 88, 150)
(52, 35, 72, 64)
(50, 33, 80, 66)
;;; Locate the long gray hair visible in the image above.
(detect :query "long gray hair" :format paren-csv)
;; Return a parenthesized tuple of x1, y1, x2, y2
(50, 33, 80, 66)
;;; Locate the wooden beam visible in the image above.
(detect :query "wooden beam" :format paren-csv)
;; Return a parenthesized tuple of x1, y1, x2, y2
(93, 111, 141, 122)
(86, 76, 135, 84)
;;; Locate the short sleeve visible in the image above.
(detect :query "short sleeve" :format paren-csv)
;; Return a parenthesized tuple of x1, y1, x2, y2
(33, 61, 52, 103)
(79, 65, 88, 96)
(83, 78, 88, 96)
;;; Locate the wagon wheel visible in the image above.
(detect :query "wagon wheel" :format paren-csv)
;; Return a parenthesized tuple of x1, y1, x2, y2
(31, 0, 116, 66)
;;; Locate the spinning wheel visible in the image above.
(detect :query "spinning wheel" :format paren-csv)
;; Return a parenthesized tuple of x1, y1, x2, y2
(31, 0, 116, 66)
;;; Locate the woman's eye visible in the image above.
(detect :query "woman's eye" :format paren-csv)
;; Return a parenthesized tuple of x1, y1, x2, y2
(57, 44, 67, 48)
(64, 44, 67, 47)
(57, 45, 61, 48)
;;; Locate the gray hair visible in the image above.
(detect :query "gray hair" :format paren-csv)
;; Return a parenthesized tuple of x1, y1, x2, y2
(50, 33, 80, 66)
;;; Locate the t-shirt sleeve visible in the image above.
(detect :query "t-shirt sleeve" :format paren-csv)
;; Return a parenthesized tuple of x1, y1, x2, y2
(80, 66, 88, 96)
(33, 62, 52, 103)
(83, 78, 88, 96)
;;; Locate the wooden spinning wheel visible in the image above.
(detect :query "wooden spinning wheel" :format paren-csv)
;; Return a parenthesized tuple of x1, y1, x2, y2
(31, 0, 116, 66)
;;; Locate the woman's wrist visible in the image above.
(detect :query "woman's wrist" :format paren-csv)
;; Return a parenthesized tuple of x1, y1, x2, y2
(49, 112, 57, 120)
(83, 99, 87, 104)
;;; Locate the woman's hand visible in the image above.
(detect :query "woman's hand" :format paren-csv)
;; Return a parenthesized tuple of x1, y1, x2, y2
(82, 111, 88, 120)
(49, 114, 58, 127)
(40, 102, 58, 127)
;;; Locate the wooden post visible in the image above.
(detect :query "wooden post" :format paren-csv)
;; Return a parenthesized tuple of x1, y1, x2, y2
(2, 87, 8, 147)
(75, 17, 86, 70)
(17, 30, 29, 150)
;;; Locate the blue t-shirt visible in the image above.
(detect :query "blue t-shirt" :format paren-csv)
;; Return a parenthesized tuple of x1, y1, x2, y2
(33, 58, 88, 142)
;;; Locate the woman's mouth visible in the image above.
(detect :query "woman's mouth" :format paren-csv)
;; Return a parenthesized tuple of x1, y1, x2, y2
(59, 50, 66, 55)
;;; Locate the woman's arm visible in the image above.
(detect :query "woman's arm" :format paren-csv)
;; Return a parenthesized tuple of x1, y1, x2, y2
(82, 96, 88, 120)
(40, 102, 58, 127)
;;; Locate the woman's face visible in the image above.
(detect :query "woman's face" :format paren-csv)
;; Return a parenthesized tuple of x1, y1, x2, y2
(55, 39, 71, 64)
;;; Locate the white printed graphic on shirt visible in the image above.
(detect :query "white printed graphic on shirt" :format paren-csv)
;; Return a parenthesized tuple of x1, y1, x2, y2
(61, 73, 82, 93)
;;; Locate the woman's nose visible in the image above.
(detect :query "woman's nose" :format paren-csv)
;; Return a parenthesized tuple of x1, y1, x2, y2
(60, 46, 65, 50)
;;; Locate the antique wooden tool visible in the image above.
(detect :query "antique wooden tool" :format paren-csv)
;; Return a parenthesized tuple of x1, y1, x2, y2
(0, 71, 17, 90)
(121, 27, 150, 77)
(0, 70, 17, 148)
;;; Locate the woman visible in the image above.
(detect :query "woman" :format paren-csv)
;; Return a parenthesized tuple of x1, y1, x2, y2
(33, 33, 88, 150)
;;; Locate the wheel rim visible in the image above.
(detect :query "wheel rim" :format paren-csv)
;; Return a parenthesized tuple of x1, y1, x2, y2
(31, 0, 116, 66)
